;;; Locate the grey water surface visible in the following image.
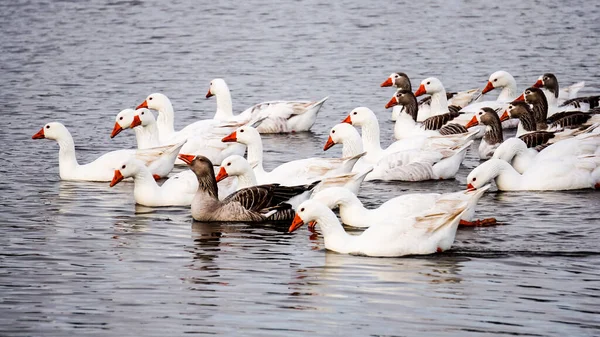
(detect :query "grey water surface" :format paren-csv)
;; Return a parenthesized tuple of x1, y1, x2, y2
(1, 0, 600, 336)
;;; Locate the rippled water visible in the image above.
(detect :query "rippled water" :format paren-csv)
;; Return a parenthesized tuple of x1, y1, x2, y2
(2, 0, 600, 335)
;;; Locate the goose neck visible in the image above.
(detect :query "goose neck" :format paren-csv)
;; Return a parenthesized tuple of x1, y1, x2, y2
(213, 86, 234, 121)
(156, 100, 176, 141)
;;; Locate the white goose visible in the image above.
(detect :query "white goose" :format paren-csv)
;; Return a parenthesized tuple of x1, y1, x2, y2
(467, 157, 600, 191)
(340, 107, 475, 166)
(116, 106, 245, 165)
(287, 196, 474, 257)
(220, 125, 362, 185)
(109, 158, 196, 206)
(311, 186, 495, 228)
(206, 78, 328, 133)
(32, 122, 184, 182)
(492, 135, 600, 174)
(111, 108, 160, 149)
(215, 154, 371, 195)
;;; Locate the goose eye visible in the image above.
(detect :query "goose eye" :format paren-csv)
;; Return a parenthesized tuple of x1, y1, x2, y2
(141, 111, 145, 115)
(493, 78, 498, 82)
(353, 112, 357, 115)
(240, 129, 245, 133)
(472, 177, 476, 182)
(122, 165, 126, 169)
(300, 208, 305, 212)
(119, 117, 123, 120)
(331, 130, 336, 134)
(227, 163, 231, 166)
(148, 97, 153, 100)
(394, 74, 398, 78)
(426, 81, 430, 85)
(46, 125, 50, 129)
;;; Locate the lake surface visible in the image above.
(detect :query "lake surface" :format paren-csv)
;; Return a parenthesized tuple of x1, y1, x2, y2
(1, 0, 600, 335)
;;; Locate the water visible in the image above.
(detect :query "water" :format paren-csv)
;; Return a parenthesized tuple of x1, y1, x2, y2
(1, 0, 600, 335)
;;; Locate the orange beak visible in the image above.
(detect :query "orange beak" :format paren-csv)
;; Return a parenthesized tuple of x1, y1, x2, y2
(533, 79, 543, 88)
(385, 96, 398, 109)
(110, 123, 123, 138)
(514, 93, 524, 101)
(342, 115, 352, 124)
(130, 115, 142, 128)
(500, 110, 510, 122)
(288, 213, 305, 232)
(136, 100, 148, 110)
(215, 166, 228, 182)
(110, 170, 124, 187)
(465, 115, 479, 128)
(380, 77, 393, 87)
(178, 154, 196, 165)
(467, 183, 475, 190)
(221, 131, 237, 142)
(32, 128, 45, 139)
(414, 84, 426, 97)
(482, 81, 495, 94)
(323, 135, 336, 151)
(206, 88, 213, 99)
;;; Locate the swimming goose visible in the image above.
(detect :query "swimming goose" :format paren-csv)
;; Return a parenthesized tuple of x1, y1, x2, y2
(109, 158, 196, 206)
(181, 154, 318, 222)
(480, 70, 520, 102)
(220, 125, 361, 184)
(413, 77, 462, 116)
(386, 89, 468, 139)
(111, 108, 160, 149)
(215, 154, 371, 195)
(310, 186, 495, 229)
(381, 73, 477, 121)
(206, 78, 328, 133)
(492, 135, 600, 174)
(465, 107, 504, 159)
(467, 157, 600, 191)
(32, 122, 184, 181)
(287, 196, 474, 257)
(530, 73, 589, 111)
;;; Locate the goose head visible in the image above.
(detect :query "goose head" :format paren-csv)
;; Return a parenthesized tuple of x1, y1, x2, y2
(482, 70, 515, 94)
(500, 101, 531, 122)
(32, 122, 70, 141)
(109, 158, 145, 187)
(414, 77, 444, 97)
(288, 199, 335, 232)
(467, 107, 499, 128)
(324, 123, 358, 151)
(206, 78, 228, 99)
(492, 138, 528, 163)
(136, 93, 170, 111)
(380, 72, 411, 91)
(131, 108, 156, 128)
(341, 107, 376, 126)
(111, 108, 136, 138)
(533, 73, 559, 98)
(466, 159, 506, 189)
(179, 154, 218, 197)
(311, 187, 356, 209)
(523, 87, 546, 105)
(216, 154, 250, 182)
(221, 125, 260, 145)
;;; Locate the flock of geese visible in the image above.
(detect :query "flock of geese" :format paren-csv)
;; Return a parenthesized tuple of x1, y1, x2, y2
(32, 71, 600, 257)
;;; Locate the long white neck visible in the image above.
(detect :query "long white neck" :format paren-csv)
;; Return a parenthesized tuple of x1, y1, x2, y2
(359, 119, 383, 156)
(497, 78, 518, 102)
(234, 169, 258, 190)
(429, 89, 449, 115)
(337, 196, 372, 228)
(493, 161, 523, 190)
(132, 168, 161, 202)
(394, 112, 418, 139)
(134, 122, 161, 149)
(245, 137, 269, 178)
(156, 99, 176, 141)
(213, 86, 234, 121)
(316, 211, 355, 254)
(340, 134, 364, 158)
(511, 149, 537, 174)
(56, 133, 79, 179)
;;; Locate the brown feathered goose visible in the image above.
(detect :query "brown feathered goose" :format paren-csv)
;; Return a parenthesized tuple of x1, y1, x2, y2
(180, 154, 318, 222)
(465, 107, 503, 159)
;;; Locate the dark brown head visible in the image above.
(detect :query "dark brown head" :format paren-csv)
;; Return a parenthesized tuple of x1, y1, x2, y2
(180, 154, 219, 198)
(479, 107, 501, 126)
(523, 87, 547, 104)
(381, 72, 412, 91)
(506, 101, 532, 118)
(534, 73, 559, 98)
(388, 89, 418, 121)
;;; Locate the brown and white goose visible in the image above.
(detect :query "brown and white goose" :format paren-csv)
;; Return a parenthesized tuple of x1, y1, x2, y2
(465, 108, 503, 159)
(181, 154, 318, 223)
(386, 89, 468, 139)
(529, 73, 593, 113)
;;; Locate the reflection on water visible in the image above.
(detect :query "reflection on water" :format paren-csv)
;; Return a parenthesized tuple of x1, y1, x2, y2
(2, 0, 600, 335)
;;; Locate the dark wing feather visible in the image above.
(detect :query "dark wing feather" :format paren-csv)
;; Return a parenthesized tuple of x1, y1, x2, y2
(519, 131, 555, 148)
(418, 96, 432, 106)
(448, 105, 462, 114)
(438, 123, 468, 135)
(560, 95, 600, 109)
(421, 111, 461, 130)
(224, 185, 278, 211)
(550, 113, 591, 129)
